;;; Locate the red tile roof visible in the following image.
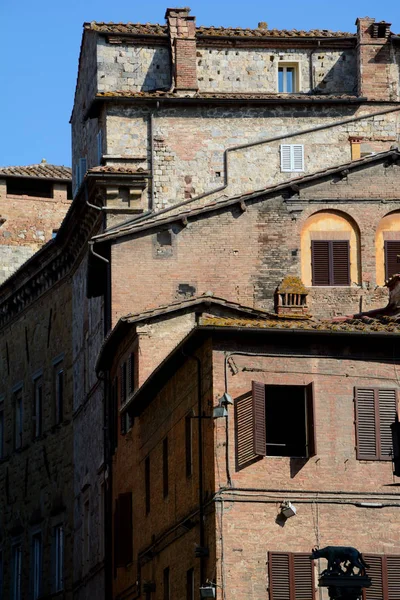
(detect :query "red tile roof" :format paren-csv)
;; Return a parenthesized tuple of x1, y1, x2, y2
(86, 21, 355, 39)
(0, 163, 72, 180)
(96, 91, 360, 102)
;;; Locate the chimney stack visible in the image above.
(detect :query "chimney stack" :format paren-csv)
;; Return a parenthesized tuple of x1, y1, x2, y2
(165, 8, 198, 92)
(356, 17, 393, 101)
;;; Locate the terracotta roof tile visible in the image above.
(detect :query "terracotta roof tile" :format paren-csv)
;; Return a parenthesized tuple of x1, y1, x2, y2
(96, 90, 359, 102)
(86, 21, 355, 39)
(0, 164, 72, 180)
(88, 165, 148, 174)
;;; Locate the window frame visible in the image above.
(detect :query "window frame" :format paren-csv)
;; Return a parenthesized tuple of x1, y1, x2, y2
(280, 144, 304, 173)
(277, 62, 299, 93)
(311, 239, 351, 287)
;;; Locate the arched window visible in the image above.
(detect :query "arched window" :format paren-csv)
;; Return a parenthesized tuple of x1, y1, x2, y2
(376, 212, 400, 285)
(301, 211, 361, 287)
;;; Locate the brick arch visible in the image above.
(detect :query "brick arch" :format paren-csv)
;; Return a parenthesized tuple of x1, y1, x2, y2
(300, 210, 361, 286)
(375, 211, 400, 286)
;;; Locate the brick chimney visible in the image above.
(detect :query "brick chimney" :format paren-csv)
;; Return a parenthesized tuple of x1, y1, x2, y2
(356, 17, 393, 101)
(165, 7, 198, 92)
(274, 276, 310, 318)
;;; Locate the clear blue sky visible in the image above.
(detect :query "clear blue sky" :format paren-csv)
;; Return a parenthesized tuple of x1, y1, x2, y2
(1, 0, 399, 168)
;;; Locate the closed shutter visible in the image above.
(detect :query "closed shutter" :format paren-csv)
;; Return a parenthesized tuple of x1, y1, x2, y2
(378, 389, 397, 459)
(384, 241, 400, 280)
(292, 146, 304, 172)
(363, 555, 383, 600)
(269, 553, 291, 600)
(305, 383, 317, 457)
(355, 388, 378, 460)
(269, 553, 314, 600)
(311, 241, 330, 286)
(115, 492, 133, 567)
(252, 381, 266, 456)
(386, 556, 400, 600)
(293, 554, 314, 600)
(280, 146, 292, 172)
(332, 241, 350, 286)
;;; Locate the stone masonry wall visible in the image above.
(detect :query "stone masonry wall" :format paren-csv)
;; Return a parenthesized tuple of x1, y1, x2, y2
(105, 103, 400, 210)
(197, 47, 357, 94)
(110, 160, 400, 323)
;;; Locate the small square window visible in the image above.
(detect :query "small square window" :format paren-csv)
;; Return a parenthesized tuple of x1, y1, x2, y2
(280, 144, 304, 172)
(278, 63, 298, 93)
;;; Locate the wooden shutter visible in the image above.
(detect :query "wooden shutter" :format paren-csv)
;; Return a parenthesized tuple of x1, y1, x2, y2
(280, 145, 292, 172)
(378, 389, 397, 459)
(386, 556, 400, 600)
(384, 241, 400, 280)
(252, 381, 266, 456)
(269, 553, 291, 600)
(116, 492, 133, 567)
(163, 437, 169, 498)
(355, 388, 378, 460)
(311, 241, 330, 286)
(332, 241, 350, 286)
(305, 383, 317, 457)
(236, 393, 258, 469)
(363, 555, 384, 600)
(293, 554, 314, 600)
(292, 145, 304, 172)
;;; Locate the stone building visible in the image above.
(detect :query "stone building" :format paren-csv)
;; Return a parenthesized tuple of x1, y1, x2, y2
(1, 6, 400, 600)
(0, 161, 72, 283)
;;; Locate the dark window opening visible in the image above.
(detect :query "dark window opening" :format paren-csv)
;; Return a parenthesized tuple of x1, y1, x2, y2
(163, 567, 170, 600)
(7, 178, 53, 198)
(157, 230, 172, 247)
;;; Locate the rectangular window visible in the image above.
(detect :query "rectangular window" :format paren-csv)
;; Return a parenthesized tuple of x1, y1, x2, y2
(185, 414, 193, 477)
(363, 555, 400, 600)
(54, 364, 64, 425)
(269, 552, 314, 600)
(54, 525, 64, 592)
(163, 437, 169, 499)
(33, 377, 43, 439)
(32, 533, 42, 600)
(0, 402, 4, 459)
(280, 144, 304, 172)
(145, 456, 150, 515)
(355, 388, 397, 461)
(311, 240, 350, 286)
(163, 567, 170, 600)
(115, 492, 133, 567)
(252, 382, 316, 458)
(186, 568, 194, 600)
(14, 388, 23, 450)
(278, 64, 297, 93)
(384, 241, 400, 281)
(12, 544, 22, 600)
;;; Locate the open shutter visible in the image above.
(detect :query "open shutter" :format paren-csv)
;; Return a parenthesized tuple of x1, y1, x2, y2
(280, 145, 292, 172)
(235, 393, 258, 469)
(378, 389, 397, 459)
(269, 553, 291, 600)
(384, 241, 400, 280)
(332, 241, 350, 286)
(311, 241, 330, 286)
(355, 388, 378, 460)
(252, 381, 266, 456)
(305, 383, 317, 457)
(386, 556, 400, 600)
(292, 145, 304, 172)
(293, 554, 314, 600)
(117, 492, 133, 566)
(363, 555, 384, 600)
(391, 417, 400, 476)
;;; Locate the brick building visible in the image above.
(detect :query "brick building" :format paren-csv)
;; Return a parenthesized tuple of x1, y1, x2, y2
(1, 6, 400, 600)
(0, 161, 72, 283)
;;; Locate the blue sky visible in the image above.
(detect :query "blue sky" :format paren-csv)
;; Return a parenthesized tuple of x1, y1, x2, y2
(1, 0, 399, 168)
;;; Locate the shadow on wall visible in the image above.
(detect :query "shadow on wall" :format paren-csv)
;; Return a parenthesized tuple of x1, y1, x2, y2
(313, 51, 357, 95)
(141, 48, 172, 92)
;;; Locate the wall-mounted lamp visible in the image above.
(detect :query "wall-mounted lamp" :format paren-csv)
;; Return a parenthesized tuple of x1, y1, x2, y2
(200, 585, 216, 598)
(281, 501, 297, 519)
(213, 392, 233, 418)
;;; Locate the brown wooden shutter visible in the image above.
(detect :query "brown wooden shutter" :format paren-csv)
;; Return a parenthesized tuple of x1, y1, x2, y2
(378, 389, 397, 460)
(293, 554, 315, 600)
(311, 241, 330, 286)
(235, 393, 258, 469)
(355, 388, 378, 460)
(116, 492, 133, 567)
(332, 241, 350, 286)
(386, 556, 400, 600)
(252, 381, 266, 456)
(163, 437, 169, 498)
(363, 555, 384, 600)
(269, 552, 291, 600)
(384, 241, 400, 280)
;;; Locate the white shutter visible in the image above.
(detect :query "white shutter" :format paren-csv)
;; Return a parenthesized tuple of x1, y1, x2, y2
(292, 145, 304, 172)
(97, 131, 103, 165)
(280, 145, 292, 172)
